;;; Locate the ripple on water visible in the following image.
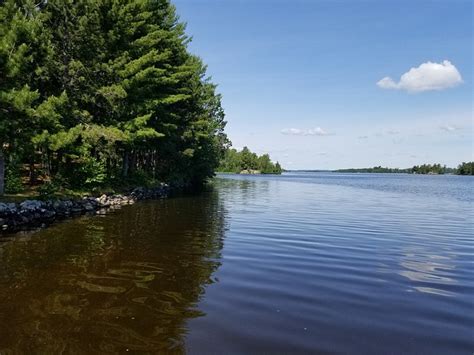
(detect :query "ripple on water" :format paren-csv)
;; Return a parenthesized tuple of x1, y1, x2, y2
(0, 173, 473, 354)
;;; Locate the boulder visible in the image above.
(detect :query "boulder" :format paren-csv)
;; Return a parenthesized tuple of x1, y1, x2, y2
(20, 200, 43, 211)
(0, 203, 8, 214)
(7, 203, 17, 213)
(43, 210, 56, 219)
(83, 203, 94, 211)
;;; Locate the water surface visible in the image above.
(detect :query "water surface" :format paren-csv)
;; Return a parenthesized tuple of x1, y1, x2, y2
(0, 173, 473, 354)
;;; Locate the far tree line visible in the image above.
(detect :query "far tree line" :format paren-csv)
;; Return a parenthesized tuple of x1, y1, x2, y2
(336, 162, 473, 175)
(217, 147, 282, 174)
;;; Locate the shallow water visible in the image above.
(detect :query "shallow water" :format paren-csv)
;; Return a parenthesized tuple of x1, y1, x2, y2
(0, 173, 473, 354)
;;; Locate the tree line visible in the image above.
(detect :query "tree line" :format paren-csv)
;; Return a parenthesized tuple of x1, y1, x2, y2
(336, 166, 410, 174)
(456, 162, 473, 175)
(336, 162, 474, 175)
(217, 147, 282, 174)
(411, 164, 452, 175)
(0, 0, 228, 195)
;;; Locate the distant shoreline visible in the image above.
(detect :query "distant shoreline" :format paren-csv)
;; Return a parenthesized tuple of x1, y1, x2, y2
(285, 163, 473, 176)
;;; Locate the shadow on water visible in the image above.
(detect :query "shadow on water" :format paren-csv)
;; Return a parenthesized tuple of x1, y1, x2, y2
(0, 187, 227, 353)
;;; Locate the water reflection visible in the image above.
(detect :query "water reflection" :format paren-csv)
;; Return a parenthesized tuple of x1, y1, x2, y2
(214, 176, 270, 202)
(399, 246, 457, 297)
(0, 189, 227, 353)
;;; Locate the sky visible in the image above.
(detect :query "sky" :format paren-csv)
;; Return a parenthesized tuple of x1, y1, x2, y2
(174, 0, 473, 169)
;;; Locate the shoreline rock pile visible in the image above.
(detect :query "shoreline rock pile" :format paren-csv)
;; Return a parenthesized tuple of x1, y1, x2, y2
(0, 184, 170, 233)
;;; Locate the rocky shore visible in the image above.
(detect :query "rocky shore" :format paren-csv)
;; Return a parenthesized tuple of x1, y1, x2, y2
(0, 184, 170, 233)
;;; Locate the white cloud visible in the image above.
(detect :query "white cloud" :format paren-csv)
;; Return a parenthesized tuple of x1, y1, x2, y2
(281, 127, 331, 136)
(377, 60, 463, 92)
(281, 128, 304, 135)
(386, 130, 400, 135)
(440, 124, 458, 132)
(358, 135, 369, 139)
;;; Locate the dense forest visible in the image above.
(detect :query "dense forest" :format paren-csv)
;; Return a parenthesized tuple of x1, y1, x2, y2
(411, 164, 453, 175)
(217, 147, 282, 174)
(336, 163, 473, 175)
(0, 0, 228, 195)
(336, 166, 411, 174)
(457, 162, 474, 175)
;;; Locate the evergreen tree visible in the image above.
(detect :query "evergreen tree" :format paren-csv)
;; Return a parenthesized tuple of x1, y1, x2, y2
(457, 162, 474, 175)
(217, 147, 282, 174)
(0, 0, 228, 194)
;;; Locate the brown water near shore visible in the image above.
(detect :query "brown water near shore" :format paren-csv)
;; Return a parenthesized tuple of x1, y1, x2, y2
(0, 191, 225, 353)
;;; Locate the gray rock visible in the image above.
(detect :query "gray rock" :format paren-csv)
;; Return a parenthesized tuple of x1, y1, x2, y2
(1, 184, 171, 234)
(0, 203, 8, 214)
(20, 200, 43, 211)
(83, 203, 94, 211)
(44, 210, 56, 218)
(7, 203, 17, 212)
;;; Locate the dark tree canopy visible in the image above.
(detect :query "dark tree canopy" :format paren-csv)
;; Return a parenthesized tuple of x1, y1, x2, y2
(0, 0, 228, 194)
(456, 162, 474, 176)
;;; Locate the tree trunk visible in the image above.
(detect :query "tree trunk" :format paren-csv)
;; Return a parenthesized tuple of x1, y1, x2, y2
(129, 151, 136, 175)
(0, 151, 4, 196)
(122, 151, 129, 177)
(29, 161, 36, 185)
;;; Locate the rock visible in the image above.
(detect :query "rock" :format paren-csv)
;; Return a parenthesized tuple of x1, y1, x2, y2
(83, 203, 94, 211)
(7, 203, 17, 213)
(1, 184, 171, 234)
(43, 210, 56, 219)
(97, 194, 110, 207)
(20, 200, 43, 211)
(0, 203, 8, 214)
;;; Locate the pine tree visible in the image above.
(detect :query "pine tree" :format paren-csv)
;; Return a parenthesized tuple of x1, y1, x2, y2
(0, 0, 228, 192)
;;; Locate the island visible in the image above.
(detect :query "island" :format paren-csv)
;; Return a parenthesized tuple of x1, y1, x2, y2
(216, 147, 282, 174)
(335, 163, 473, 175)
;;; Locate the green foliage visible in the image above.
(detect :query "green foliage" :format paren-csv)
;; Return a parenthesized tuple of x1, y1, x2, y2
(38, 180, 61, 199)
(456, 162, 474, 175)
(337, 164, 461, 175)
(4, 166, 23, 194)
(217, 147, 283, 174)
(0, 0, 228, 191)
(71, 157, 107, 188)
(337, 166, 411, 173)
(411, 164, 447, 175)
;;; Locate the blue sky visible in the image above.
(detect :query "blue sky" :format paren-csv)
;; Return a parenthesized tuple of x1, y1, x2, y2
(174, 0, 473, 169)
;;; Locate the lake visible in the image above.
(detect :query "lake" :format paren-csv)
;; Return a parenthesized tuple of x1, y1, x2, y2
(0, 173, 473, 354)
